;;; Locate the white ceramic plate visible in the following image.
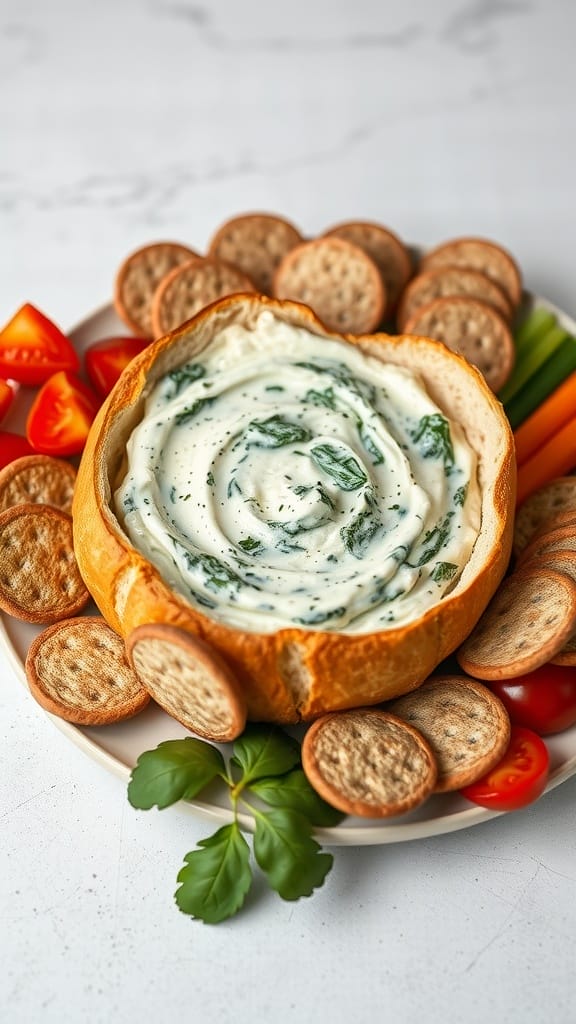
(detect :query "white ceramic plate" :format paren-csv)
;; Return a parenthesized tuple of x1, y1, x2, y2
(2, 297, 576, 847)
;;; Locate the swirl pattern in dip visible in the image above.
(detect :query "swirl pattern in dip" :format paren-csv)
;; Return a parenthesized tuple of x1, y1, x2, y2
(115, 312, 481, 634)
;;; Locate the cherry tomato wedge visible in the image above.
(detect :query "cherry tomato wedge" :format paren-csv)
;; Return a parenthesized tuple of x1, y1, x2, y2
(0, 379, 16, 423)
(26, 371, 100, 457)
(488, 665, 576, 736)
(0, 304, 79, 386)
(0, 431, 35, 470)
(461, 726, 549, 812)
(85, 335, 149, 397)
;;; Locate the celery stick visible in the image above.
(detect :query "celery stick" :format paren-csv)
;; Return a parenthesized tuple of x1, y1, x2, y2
(514, 308, 557, 355)
(505, 335, 576, 429)
(499, 324, 569, 404)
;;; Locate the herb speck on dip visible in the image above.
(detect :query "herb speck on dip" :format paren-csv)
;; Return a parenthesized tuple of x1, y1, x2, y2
(115, 311, 481, 634)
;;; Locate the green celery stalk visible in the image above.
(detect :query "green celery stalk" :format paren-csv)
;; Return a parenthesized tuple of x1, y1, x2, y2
(505, 335, 576, 430)
(499, 324, 569, 404)
(514, 308, 558, 356)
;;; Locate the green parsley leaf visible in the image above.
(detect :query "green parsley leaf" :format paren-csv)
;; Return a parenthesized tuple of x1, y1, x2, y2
(127, 738, 226, 810)
(249, 769, 344, 826)
(253, 808, 333, 900)
(175, 823, 252, 924)
(231, 725, 300, 784)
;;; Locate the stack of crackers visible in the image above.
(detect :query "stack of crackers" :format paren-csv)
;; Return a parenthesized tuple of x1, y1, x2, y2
(114, 214, 521, 395)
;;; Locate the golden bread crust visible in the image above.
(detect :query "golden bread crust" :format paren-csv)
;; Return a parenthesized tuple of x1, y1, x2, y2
(72, 294, 516, 724)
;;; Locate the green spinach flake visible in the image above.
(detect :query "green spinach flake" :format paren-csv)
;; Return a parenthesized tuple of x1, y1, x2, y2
(412, 413, 455, 472)
(245, 415, 311, 449)
(175, 396, 214, 426)
(454, 483, 468, 507)
(431, 561, 459, 583)
(310, 444, 367, 491)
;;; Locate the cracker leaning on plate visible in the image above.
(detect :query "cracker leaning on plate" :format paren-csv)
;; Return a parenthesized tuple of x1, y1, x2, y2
(0, 504, 90, 623)
(114, 241, 199, 338)
(126, 623, 247, 742)
(457, 567, 576, 679)
(0, 454, 77, 514)
(513, 477, 576, 559)
(388, 675, 511, 792)
(207, 212, 303, 295)
(26, 617, 150, 725)
(321, 219, 412, 317)
(403, 296, 515, 393)
(151, 255, 257, 338)
(301, 709, 438, 818)
(420, 236, 523, 310)
(273, 236, 386, 333)
(397, 266, 512, 331)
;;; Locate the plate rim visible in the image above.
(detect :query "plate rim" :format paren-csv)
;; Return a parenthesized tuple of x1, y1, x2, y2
(2, 292, 576, 847)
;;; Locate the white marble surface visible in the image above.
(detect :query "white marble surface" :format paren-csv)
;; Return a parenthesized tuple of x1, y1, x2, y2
(2, 0, 576, 1021)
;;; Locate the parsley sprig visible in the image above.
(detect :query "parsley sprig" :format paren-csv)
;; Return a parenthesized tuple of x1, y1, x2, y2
(128, 725, 343, 924)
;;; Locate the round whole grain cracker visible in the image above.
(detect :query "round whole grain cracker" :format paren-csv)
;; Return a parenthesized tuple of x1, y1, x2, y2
(388, 675, 511, 792)
(126, 623, 246, 741)
(519, 550, 576, 667)
(114, 241, 199, 338)
(403, 296, 515, 393)
(321, 220, 411, 318)
(0, 503, 90, 623)
(457, 567, 576, 680)
(518, 523, 576, 568)
(207, 212, 303, 295)
(25, 616, 150, 725)
(397, 266, 512, 331)
(0, 454, 76, 515)
(273, 236, 386, 334)
(151, 255, 257, 337)
(301, 708, 437, 818)
(513, 477, 576, 559)
(420, 237, 522, 309)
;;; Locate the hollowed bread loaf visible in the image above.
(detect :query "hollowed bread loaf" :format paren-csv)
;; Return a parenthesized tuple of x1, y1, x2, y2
(72, 294, 515, 724)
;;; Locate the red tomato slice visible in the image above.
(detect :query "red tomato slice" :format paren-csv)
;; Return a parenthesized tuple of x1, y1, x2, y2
(0, 431, 35, 469)
(0, 379, 16, 424)
(26, 371, 100, 457)
(461, 726, 550, 812)
(488, 665, 576, 736)
(0, 304, 79, 386)
(85, 335, 149, 397)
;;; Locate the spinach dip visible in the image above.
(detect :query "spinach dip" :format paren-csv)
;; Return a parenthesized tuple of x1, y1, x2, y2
(115, 311, 481, 634)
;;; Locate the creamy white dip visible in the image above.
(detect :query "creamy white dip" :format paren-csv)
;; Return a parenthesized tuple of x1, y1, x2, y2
(115, 311, 481, 634)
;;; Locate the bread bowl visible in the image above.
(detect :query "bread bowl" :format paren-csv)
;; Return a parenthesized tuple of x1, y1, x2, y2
(72, 293, 516, 724)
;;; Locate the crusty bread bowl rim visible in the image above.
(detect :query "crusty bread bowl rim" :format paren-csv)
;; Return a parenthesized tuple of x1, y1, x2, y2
(72, 292, 516, 724)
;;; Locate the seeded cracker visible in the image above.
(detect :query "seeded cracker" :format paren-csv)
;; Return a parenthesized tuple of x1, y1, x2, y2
(518, 550, 576, 667)
(397, 266, 512, 331)
(518, 523, 576, 567)
(151, 256, 257, 337)
(0, 504, 90, 623)
(26, 617, 150, 725)
(0, 454, 76, 514)
(420, 236, 523, 309)
(513, 477, 576, 558)
(114, 241, 199, 338)
(208, 213, 303, 295)
(457, 567, 576, 679)
(388, 675, 511, 792)
(301, 709, 437, 818)
(322, 220, 412, 318)
(126, 623, 247, 742)
(404, 296, 515, 393)
(273, 237, 386, 334)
